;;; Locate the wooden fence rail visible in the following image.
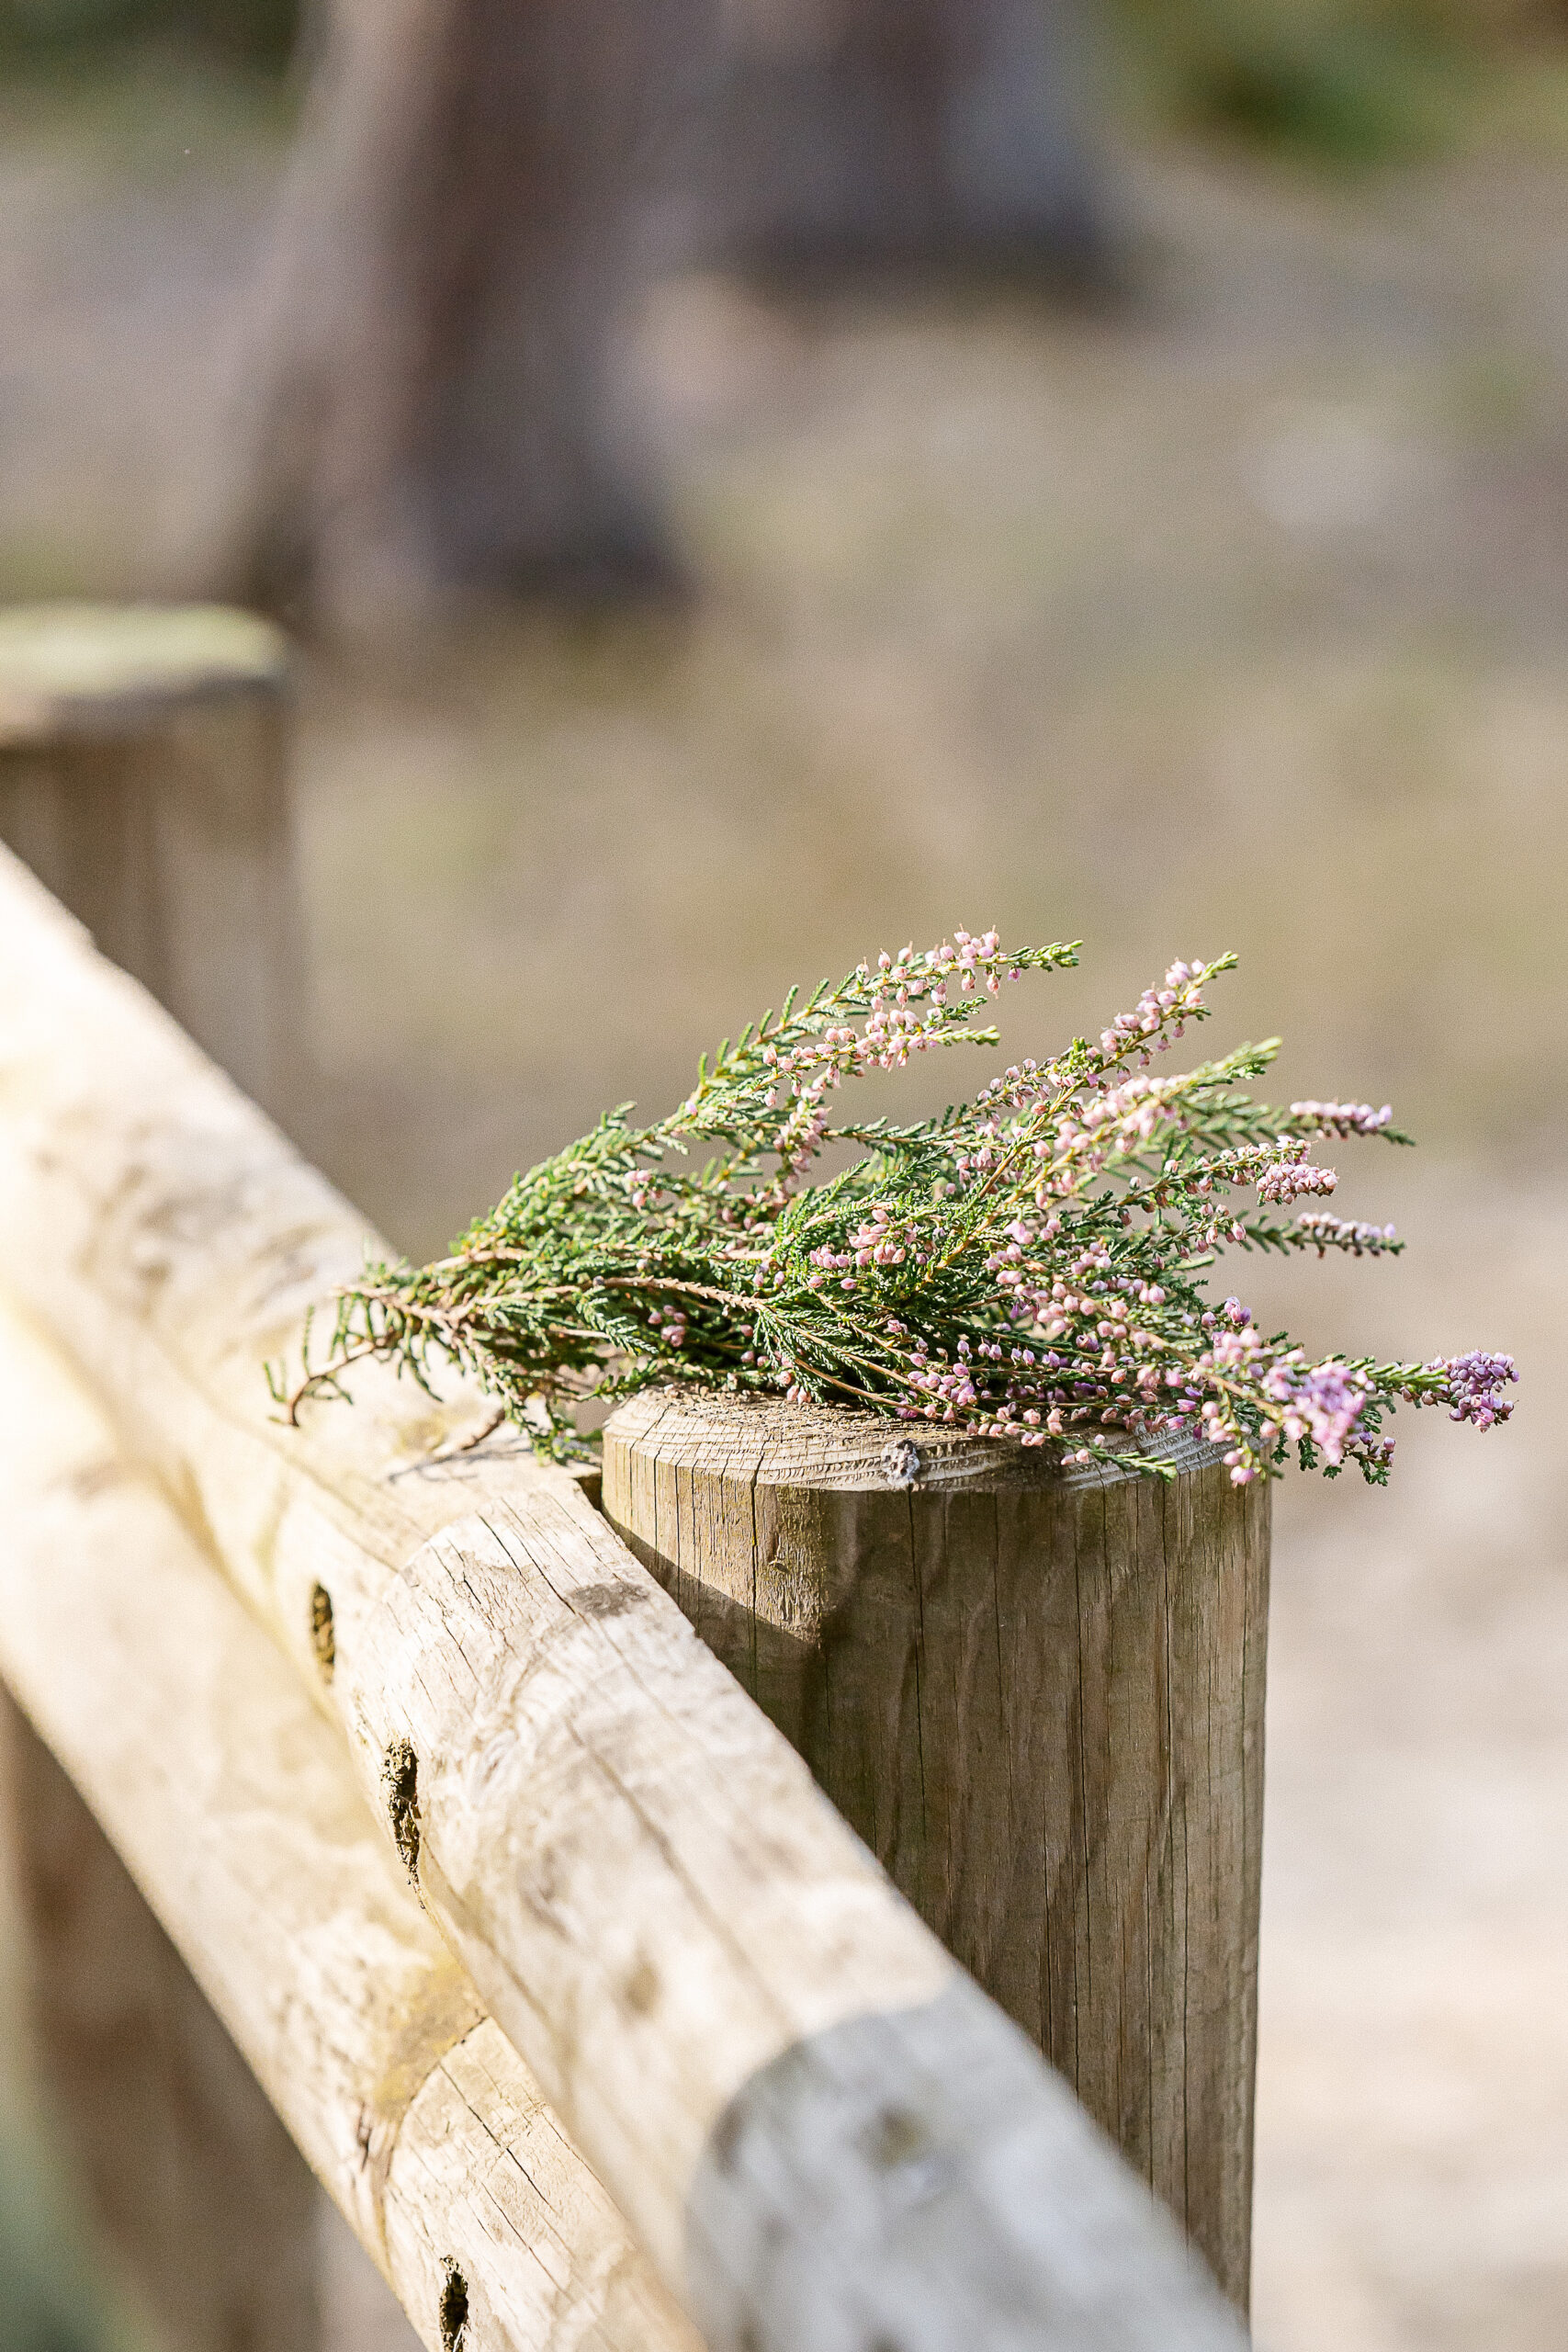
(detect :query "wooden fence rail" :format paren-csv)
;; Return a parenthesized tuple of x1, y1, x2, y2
(0, 605, 1257, 2351)
(0, 1294, 698, 2352)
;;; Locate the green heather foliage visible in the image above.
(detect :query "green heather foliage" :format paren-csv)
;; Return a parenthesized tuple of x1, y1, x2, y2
(276, 931, 1514, 1487)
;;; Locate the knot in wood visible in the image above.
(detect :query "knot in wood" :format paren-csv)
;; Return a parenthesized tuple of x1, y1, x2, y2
(880, 1438, 923, 1487)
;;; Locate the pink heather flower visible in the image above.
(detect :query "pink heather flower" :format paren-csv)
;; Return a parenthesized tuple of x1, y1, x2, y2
(354, 924, 1517, 1490)
(1291, 1100, 1393, 1137)
(1432, 1351, 1517, 1430)
(1262, 1359, 1369, 1466)
(1295, 1213, 1398, 1257)
(1098, 962, 1209, 1063)
(1258, 1159, 1337, 1205)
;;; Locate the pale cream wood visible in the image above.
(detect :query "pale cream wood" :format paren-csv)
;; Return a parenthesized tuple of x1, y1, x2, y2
(0, 601, 299, 1125)
(0, 848, 1247, 2350)
(602, 1389, 1269, 2309)
(0, 598, 314, 2351)
(0, 1292, 700, 2352)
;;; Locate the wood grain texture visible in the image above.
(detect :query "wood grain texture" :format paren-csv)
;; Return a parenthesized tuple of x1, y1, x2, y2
(603, 1387, 1270, 2309)
(0, 1293, 701, 2352)
(0, 602, 318, 2352)
(0, 602, 299, 1124)
(0, 849, 1247, 2349)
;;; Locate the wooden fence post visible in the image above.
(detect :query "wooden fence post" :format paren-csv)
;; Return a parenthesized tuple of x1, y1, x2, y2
(602, 1391, 1270, 2311)
(0, 847, 1250, 2352)
(0, 601, 299, 1125)
(0, 601, 321, 2351)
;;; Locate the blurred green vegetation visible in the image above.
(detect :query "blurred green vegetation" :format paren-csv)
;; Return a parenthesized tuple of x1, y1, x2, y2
(5, 0, 1567, 169)
(0, 2101, 139, 2352)
(0, 0, 297, 68)
(1114, 0, 1565, 164)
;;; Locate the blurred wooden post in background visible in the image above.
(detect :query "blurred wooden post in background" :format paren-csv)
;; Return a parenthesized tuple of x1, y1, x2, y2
(603, 1391, 1270, 2312)
(0, 602, 299, 1126)
(1, 1705, 321, 2352)
(0, 600, 321, 2352)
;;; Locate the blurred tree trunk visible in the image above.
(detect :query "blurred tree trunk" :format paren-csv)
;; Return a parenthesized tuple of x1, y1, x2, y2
(713, 0, 1107, 278)
(211, 0, 701, 626)
(208, 0, 1104, 627)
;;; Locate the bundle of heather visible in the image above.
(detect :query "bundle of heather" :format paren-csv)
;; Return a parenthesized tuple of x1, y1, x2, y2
(276, 930, 1515, 1486)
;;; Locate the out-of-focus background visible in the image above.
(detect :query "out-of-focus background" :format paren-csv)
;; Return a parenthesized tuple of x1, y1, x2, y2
(1, 3, 1564, 2347)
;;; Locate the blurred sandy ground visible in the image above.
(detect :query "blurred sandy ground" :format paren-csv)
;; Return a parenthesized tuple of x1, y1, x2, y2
(2, 60, 1565, 2351)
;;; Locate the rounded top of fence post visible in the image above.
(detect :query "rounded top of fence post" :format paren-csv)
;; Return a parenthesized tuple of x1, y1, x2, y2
(0, 604, 290, 746)
(604, 1387, 1224, 1494)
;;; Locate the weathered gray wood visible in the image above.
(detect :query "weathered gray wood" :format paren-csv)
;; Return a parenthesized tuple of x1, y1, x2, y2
(0, 1291, 701, 2352)
(0, 844, 1249, 2350)
(602, 1381, 1269, 2310)
(0, 602, 299, 1125)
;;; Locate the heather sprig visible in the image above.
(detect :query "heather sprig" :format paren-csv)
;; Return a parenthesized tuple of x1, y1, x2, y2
(271, 929, 1514, 1487)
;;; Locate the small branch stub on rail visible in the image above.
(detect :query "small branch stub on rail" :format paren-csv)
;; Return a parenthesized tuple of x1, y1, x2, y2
(604, 1389, 1270, 2310)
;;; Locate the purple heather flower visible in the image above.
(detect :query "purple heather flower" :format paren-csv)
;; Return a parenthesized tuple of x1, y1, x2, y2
(1258, 1159, 1337, 1205)
(1432, 1351, 1517, 1430)
(1262, 1359, 1370, 1466)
